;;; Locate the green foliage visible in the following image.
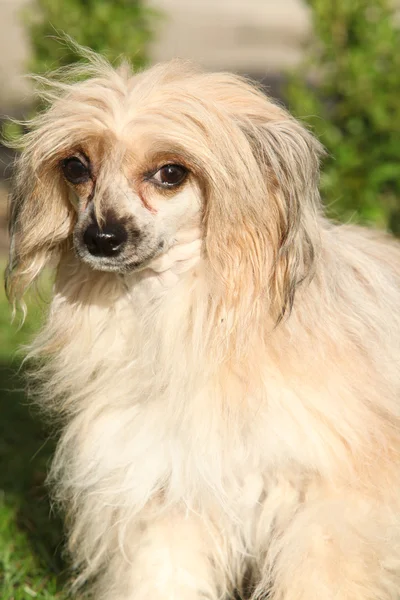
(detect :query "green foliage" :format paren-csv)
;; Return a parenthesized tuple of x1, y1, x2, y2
(25, 0, 157, 73)
(286, 0, 400, 234)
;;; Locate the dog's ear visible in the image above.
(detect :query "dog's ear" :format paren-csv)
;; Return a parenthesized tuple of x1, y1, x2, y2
(5, 144, 74, 312)
(244, 112, 324, 320)
(203, 80, 324, 324)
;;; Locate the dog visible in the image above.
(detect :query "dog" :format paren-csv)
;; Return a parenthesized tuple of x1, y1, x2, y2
(6, 51, 400, 600)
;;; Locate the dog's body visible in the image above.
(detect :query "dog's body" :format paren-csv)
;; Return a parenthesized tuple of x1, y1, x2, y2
(6, 54, 400, 599)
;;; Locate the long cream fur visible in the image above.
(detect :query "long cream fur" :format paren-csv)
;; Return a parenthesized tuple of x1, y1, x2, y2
(6, 51, 400, 600)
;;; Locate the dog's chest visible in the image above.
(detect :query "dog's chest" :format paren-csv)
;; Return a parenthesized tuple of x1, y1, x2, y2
(75, 270, 335, 514)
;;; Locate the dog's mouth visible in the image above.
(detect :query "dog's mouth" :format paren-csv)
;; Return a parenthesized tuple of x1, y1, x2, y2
(74, 242, 165, 274)
(76, 250, 164, 274)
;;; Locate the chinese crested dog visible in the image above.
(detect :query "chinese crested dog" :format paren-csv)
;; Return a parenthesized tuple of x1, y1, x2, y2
(6, 52, 400, 600)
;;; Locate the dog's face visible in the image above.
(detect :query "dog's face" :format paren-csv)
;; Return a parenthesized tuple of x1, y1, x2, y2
(6, 57, 323, 318)
(65, 136, 202, 274)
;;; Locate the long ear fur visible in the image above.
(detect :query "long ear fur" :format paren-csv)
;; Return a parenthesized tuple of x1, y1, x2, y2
(245, 114, 324, 319)
(202, 75, 324, 326)
(5, 146, 73, 313)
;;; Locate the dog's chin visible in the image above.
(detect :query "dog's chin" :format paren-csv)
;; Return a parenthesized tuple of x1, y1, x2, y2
(75, 247, 162, 275)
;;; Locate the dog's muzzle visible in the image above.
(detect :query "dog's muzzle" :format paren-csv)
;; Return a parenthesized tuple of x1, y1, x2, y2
(75, 211, 162, 273)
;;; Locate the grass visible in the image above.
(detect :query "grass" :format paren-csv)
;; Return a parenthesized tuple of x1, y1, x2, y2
(0, 266, 68, 599)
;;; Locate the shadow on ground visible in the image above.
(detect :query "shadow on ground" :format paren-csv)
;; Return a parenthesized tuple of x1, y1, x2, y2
(0, 360, 67, 583)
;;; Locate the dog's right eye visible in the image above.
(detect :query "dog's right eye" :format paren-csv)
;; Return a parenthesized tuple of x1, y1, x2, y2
(61, 157, 90, 184)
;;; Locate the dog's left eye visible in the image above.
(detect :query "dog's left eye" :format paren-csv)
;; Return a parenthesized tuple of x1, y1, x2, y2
(151, 164, 188, 188)
(61, 157, 90, 184)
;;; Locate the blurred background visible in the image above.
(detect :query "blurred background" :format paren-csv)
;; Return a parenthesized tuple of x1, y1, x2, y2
(0, 1, 399, 598)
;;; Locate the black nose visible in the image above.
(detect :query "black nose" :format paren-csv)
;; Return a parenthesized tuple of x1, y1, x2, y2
(83, 221, 128, 257)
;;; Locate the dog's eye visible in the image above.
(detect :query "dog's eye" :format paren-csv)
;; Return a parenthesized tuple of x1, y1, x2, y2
(152, 164, 188, 188)
(61, 157, 90, 184)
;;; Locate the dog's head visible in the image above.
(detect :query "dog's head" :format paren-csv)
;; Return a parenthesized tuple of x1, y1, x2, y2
(6, 54, 323, 319)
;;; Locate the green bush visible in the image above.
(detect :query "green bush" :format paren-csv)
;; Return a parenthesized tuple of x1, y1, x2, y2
(286, 0, 400, 235)
(25, 0, 157, 72)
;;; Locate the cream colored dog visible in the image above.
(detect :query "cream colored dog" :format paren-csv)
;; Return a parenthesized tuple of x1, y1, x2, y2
(6, 51, 400, 600)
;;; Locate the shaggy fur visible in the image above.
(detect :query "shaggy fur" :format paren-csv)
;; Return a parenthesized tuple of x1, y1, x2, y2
(6, 51, 400, 600)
